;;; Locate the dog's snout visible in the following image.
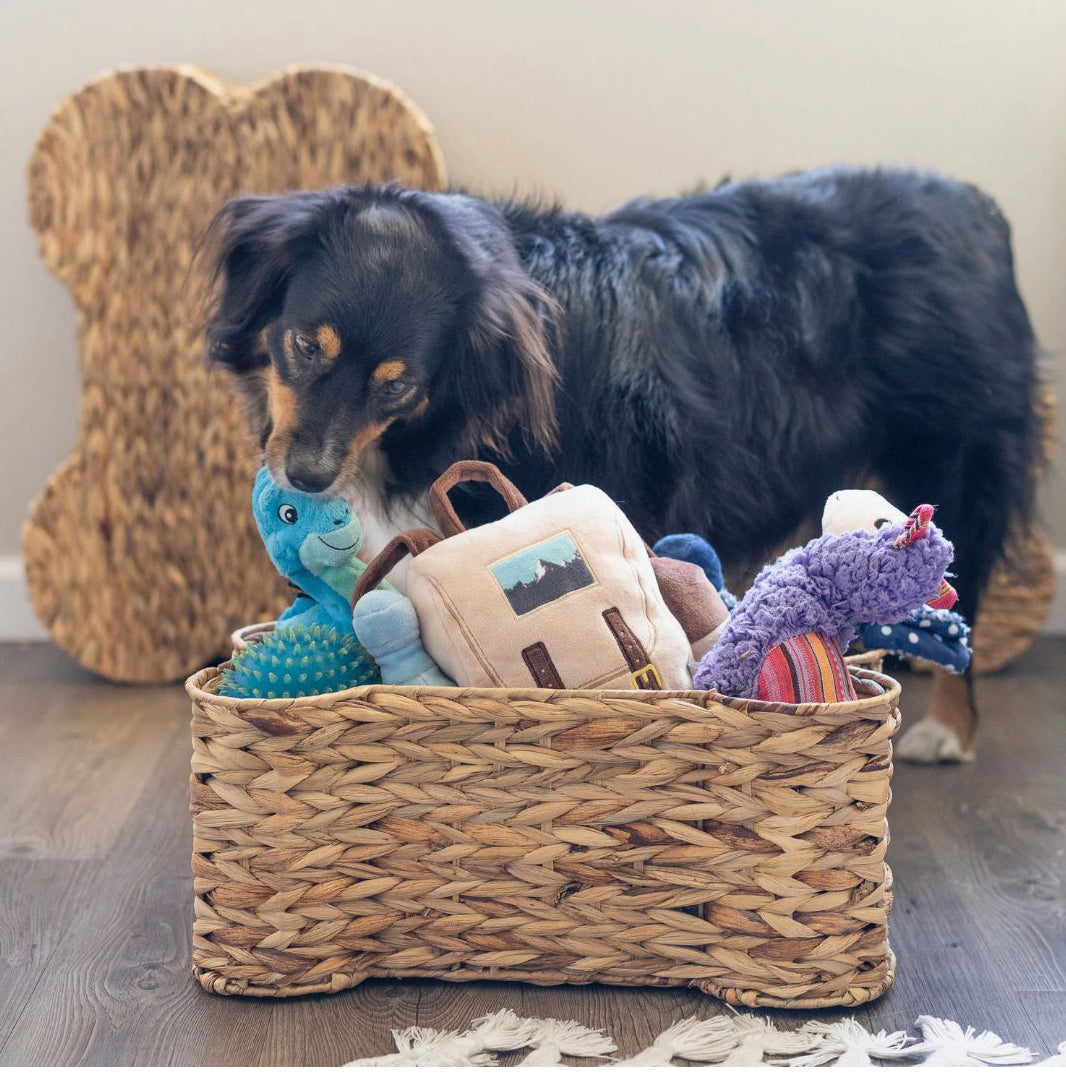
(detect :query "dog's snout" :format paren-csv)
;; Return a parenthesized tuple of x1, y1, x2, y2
(285, 457, 335, 494)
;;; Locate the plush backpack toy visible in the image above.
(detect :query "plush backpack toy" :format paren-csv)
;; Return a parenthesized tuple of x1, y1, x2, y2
(351, 461, 694, 691)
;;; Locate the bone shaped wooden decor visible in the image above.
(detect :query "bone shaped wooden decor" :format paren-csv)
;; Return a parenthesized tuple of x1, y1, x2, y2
(23, 65, 446, 681)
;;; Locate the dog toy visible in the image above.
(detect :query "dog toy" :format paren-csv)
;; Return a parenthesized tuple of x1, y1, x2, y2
(218, 623, 379, 699)
(694, 505, 954, 701)
(821, 488, 906, 537)
(861, 606, 971, 673)
(649, 555, 729, 660)
(653, 533, 738, 609)
(823, 489, 969, 670)
(252, 466, 387, 634)
(895, 506, 957, 609)
(353, 590, 455, 686)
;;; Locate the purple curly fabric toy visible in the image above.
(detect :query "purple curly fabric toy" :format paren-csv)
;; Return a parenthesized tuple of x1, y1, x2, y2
(694, 506, 955, 698)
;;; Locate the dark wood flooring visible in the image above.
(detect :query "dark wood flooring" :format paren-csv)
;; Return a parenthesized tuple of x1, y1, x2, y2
(0, 640, 1063, 1065)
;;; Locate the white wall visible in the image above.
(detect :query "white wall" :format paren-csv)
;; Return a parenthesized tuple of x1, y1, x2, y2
(1, 0, 1064, 623)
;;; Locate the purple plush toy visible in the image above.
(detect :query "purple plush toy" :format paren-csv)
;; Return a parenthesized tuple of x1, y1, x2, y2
(694, 505, 955, 700)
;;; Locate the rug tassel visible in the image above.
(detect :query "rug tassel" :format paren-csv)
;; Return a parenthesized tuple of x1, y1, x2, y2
(780, 1018, 928, 1066)
(915, 1016, 1034, 1066)
(468, 1010, 542, 1053)
(345, 1026, 492, 1067)
(1038, 1042, 1066, 1066)
(518, 1017, 616, 1066)
(345, 1010, 1052, 1068)
(723, 1014, 823, 1066)
(618, 1015, 735, 1066)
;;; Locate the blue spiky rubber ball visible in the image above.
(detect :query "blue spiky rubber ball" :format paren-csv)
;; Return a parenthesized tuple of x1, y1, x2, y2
(217, 624, 380, 699)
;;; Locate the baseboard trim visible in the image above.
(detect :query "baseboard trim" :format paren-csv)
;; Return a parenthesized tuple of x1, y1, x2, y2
(0, 551, 1064, 641)
(1048, 549, 1066, 635)
(0, 555, 48, 640)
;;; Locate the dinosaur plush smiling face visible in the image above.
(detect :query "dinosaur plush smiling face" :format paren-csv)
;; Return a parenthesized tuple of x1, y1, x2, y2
(252, 467, 363, 579)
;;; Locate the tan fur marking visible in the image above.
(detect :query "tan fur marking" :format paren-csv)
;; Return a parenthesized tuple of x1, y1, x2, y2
(373, 359, 407, 383)
(335, 419, 394, 488)
(411, 397, 429, 418)
(316, 325, 342, 360)
(282, 328, 295, 363)
(927, 670, 978, 755)
(264, 368, 298, 476)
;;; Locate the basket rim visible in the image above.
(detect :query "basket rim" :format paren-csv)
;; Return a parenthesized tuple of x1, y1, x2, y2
(187, 659, 900, 717)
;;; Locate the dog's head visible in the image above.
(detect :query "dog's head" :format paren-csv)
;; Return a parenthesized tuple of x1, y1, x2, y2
(199, 185, 558, 495)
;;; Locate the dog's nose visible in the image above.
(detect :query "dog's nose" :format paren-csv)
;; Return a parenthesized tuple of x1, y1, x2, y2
(285, 459, 334, 494)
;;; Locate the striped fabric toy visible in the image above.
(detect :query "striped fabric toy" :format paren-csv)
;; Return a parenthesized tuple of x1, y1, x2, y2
(755, 631, 857, 704)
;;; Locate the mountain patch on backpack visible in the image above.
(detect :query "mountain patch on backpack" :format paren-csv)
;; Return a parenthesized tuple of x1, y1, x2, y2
(490, 531, 596, 616)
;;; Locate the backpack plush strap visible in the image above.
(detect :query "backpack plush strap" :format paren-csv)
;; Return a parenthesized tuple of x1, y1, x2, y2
(429, 460, 528, 538)
(602, 607, 664, 690)
(350, 528, 441, 608)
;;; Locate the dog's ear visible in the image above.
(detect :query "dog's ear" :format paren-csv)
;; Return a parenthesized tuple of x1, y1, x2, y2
(196, 192, 324, 372)
(417, 194, 560, 458)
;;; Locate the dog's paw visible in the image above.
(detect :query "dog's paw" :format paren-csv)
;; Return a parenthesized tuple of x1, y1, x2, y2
(897, 718, 973, 764)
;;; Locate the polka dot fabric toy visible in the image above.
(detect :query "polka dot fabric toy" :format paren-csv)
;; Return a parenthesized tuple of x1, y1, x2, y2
(861, 606, 972, 673)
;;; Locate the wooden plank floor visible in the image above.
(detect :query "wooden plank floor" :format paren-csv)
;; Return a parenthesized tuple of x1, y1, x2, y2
(1, 640, 1063, 1065)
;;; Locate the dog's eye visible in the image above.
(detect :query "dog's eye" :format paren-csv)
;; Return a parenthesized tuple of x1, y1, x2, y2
(293, 333, 321, 360)
(382, 379, 410, 396)
(278, 504, 299, 525)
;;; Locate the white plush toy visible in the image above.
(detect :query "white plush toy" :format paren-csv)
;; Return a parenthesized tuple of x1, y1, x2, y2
(822, 489, 907, 537)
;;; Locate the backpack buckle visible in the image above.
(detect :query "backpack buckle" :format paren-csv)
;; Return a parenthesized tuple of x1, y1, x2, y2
(630, 663, 663, 690)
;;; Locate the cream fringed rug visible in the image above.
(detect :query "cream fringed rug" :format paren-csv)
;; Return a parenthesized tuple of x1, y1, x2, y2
(345, 1010, 1066, 1067)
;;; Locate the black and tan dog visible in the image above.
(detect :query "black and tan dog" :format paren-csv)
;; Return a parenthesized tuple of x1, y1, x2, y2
(201, 167, 1042, 761)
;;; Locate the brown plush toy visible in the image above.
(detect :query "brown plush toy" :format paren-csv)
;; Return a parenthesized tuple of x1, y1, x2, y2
(651, 556, 729, 660)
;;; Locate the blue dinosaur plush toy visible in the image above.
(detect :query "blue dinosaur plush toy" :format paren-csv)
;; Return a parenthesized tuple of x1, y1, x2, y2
(252, 466, 389, 634)
(354, 590, 454, 687)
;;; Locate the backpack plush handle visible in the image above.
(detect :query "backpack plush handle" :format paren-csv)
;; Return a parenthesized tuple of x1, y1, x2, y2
(350, 528, 441, 609)
(428, 460, 528, 538)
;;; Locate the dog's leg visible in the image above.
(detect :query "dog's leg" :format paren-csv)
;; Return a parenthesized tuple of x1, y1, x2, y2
(897, 530, 982, 764)
(896, 667, 976, 763)
(881, 449, 986, 765)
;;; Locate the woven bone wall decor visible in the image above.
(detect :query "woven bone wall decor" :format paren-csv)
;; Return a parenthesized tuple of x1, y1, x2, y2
(23, 65, 445, 681)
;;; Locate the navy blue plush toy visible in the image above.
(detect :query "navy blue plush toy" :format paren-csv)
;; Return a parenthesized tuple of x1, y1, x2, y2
(860, 607, 971, 673)
(653, 534, 737, 609)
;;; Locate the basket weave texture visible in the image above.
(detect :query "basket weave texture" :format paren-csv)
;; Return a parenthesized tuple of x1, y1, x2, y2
(188, 657, 899, 1009)
(23, 64, 445, 682)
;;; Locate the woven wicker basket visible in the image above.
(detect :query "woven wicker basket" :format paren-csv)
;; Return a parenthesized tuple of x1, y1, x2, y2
(188, 634, 898, 1009)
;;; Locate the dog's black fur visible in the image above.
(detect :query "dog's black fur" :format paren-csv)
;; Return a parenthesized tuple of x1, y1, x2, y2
(202, 167, 1041, 636)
